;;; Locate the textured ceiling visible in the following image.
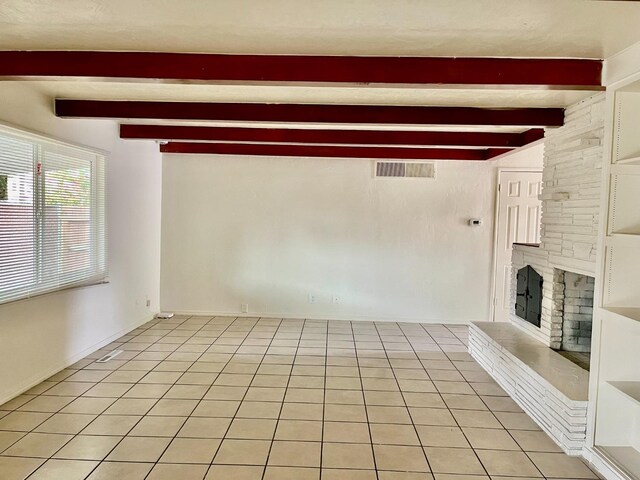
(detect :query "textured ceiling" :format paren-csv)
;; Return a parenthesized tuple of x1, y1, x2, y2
(0, 0, 639, 58)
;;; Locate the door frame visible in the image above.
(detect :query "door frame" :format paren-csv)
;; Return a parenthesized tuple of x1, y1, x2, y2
(489, 168, 543, 322)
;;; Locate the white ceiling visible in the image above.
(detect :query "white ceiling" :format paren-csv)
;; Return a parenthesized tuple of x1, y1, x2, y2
(0, 0, 639, 58)
(28, 81, 594, 109)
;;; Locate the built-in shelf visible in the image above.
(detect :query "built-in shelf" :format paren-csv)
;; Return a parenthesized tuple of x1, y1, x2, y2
(602, 240, 640, 307)
(606, 233, 640, 248)
(599, 446, 640, 480)
(602, 307, 640, 324)
(611, 163, 640, 175)
(616, 155, 640, 166)
(595, 86, 640, 480)
(609, 169, 640, 235)
(608, 381, 640, 407)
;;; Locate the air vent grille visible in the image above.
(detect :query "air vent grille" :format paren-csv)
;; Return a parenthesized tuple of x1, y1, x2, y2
(96, 350, 124, 363)
(376, 161, 435, 178)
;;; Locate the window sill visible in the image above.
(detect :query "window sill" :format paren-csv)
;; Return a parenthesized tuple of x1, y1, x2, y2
(0, 276, 110, 307)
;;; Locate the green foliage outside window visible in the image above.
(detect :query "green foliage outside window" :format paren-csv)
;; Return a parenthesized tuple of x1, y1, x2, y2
(0, 175, 7, 200)
(45, 169, 90, 207)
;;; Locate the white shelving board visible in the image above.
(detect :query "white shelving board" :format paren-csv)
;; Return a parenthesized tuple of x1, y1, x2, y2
(606, 234, 640, 249)
(600, 447, 640, 480)
(613, 91, 640, 162)
(609, 382, 640, 406)
(594, 85, 640, 480)
(609, 168, 640, 235)
(598, 310, 640, 378)
(616, 156, 640, 165)
(603, 241, 640, 307)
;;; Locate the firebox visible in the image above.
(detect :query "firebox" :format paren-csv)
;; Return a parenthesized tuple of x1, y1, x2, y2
(515, 265, 543, 327)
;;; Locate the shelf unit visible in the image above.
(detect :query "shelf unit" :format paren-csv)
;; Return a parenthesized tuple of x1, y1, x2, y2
(602, 306, 640, 323)
(612, 91, 640, 163)
(616, 156, 640, 166)
(609, 382, 640, 406)
(600, 447, 640, 480)
(608, 165, 640, 236)
(593, 84, 640, 479)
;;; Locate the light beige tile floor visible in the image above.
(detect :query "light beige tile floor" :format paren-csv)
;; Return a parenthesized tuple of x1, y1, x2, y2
(0, 316, 601, 480)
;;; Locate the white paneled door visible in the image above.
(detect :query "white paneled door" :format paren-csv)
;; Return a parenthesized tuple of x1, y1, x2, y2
(493, 170, 543, 322)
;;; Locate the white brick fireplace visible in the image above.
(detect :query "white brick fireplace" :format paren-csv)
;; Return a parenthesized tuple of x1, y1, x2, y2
(510, 92, 604, 351)
(469, 93, 605, 455)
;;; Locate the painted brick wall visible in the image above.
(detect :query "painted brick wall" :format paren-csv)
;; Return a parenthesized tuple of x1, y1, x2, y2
(562, 272, 595, 352)
(539, 92, 605, 275)
(510, 93, 604, 347)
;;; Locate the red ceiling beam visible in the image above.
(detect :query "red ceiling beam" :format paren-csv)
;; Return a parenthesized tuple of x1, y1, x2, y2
(520, 127, 545, 145)
(0, 51, 602, 88)
(120, 124, 543, 148)
(159, 142, 511, 161)
(56, 100, 564, 127)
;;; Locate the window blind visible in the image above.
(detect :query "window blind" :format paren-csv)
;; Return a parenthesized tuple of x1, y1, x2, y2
(0, 125, 106, 304)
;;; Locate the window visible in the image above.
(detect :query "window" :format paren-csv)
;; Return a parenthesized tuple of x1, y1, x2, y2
(0, 125, 106, 304)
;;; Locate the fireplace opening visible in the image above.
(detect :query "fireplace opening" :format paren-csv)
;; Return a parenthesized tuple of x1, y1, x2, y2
(556, 271, 594, 371)
(515, 265, 543, 327)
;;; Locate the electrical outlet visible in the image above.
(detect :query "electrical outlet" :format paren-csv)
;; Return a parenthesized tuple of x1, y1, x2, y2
(241, 303, 249, 313)
(308, 294, 317, 304)
(146, 298, 151, 307)
(332, 295, 341, 304)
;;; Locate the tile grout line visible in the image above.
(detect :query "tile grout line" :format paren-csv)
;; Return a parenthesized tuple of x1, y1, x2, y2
(353, 319, 381, 480)
(318, 318, 329, 478)
(0, 319, 602, 480)
(149, 315, 253, 480)
(415, 323, 495, 478)
(260, 317, 303, 479)
(30, 314, 239, 479)
(442, 323, 548, 480)
(443, 323, 600, 479)
(196, 316, 278, 478)
(13, 315, 197, 478)
(84, 314, 229, 479)
(375, 321, 433, 477)
(21, 316, 200, 478)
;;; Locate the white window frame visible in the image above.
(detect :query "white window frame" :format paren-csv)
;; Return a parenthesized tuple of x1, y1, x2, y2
(0, 122, 108, 305)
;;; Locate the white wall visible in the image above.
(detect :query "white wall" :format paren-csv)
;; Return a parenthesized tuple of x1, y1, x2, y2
(0, 82, 162, 404)
(161, 143, 542, 323)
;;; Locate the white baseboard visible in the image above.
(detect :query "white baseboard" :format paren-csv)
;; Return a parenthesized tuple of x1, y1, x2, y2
(0, 313, 156, 407)
(165, 308, 479, 324)
(583, 445, 635, 480)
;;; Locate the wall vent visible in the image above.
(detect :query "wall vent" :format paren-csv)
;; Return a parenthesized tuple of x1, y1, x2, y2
(375, 161, 435, 179)
(96, 350, 124, 363)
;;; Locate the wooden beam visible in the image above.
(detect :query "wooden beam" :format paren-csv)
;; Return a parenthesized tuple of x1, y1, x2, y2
(57, 100, 564, 127)
(159, 142, 503, 160)
(120, 124, 543, 148)
(0, 51, 602, 88)
(520, 127, 545, 145)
